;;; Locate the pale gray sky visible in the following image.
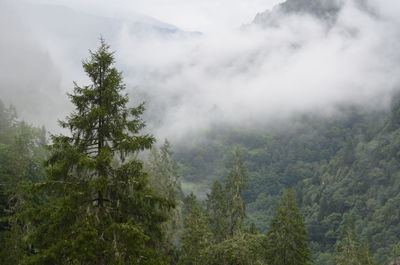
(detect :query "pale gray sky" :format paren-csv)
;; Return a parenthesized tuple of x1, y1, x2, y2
(25, 0, 283, 32)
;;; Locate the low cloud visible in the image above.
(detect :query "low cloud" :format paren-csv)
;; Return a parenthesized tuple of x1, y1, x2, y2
(0, 1, 67, 129)
(115, 0, 400, 140)
(2, 0, 400, 141)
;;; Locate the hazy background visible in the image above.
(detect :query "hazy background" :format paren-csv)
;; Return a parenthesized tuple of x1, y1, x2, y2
(21, 0, 283, 32)
(1, 0, 400, 142)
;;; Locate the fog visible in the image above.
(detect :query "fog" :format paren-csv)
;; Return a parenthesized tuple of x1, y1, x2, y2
(22, 0, 282, 32)
(1, 0, 400, 142)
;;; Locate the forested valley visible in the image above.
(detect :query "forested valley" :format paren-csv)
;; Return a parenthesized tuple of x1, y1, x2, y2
(1, 37, 400, 265)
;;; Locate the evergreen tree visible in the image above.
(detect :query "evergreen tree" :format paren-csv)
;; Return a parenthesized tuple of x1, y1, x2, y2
(225, 148, 247, 237)
(179, 194, 212, 265)
(0, 103, 47, 265)
(266, 189, 311, 265)
(389, 243, 400, 265)
(147, 139, 182, 201)
(146, 140, 184, 262)
(206, 180, 228, 243)
(335, 220, 375, 265)
(202, 233, 267, 265)
(25, 39, 171, 265)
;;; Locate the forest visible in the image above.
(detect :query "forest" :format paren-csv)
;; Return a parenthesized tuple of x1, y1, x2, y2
(1, 38, 400, 265)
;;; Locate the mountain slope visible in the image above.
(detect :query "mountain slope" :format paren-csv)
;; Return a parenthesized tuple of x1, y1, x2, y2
(175, 98, 400, 264)
(253, 0, 342, 26)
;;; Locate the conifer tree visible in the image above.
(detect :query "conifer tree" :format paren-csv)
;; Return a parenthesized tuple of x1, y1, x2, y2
(225, 148, 247, 237)
(0, 109, 47, 265)
(25, 39, 171, 265)
(202, 233, 267, 265)
(179, 194, 212, 265)
(147, 140, 182, 201)
(206, 180, 229, 243)
(266, 189, 311, 265)
(147, 140, 183, 262)
(335, 220, 375, 265)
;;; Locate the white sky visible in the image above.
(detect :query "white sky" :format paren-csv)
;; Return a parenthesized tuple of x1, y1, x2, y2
(27, 0, 283, 32)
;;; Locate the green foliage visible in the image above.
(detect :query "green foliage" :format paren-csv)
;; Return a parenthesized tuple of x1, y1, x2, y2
(225, 149, 247, 237)
(176, 105, 400, 263)
(390, 243, 400, 264)
(146, 140, 184, 263)
(179, 194, 212, 265)
(0, 101, 47, 264)
(147, 140, 182, 201)
(202, 233, 267, 265)
(265, 189, 311, 265)
(298, 103, 400, 264)
(206, 180, 228, 243)
(335, 220, 375, 265)
(24, 39, 172, 265)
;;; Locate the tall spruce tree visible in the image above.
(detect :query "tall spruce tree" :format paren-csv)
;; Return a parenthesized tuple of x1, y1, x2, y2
(266, 189, 311, 265)
(206, 180, 229, 243)
(179, 194, 212, 265)
(335, 220, 375, 265)
(225, 148, 247, 237)
(25, 39, 171, 265)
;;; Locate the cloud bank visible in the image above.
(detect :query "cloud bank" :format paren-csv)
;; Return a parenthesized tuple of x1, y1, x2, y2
(117, 0, 400, 140)
(0, 1, 68, 128)
(25, 0, 282, 32)
(2, 0, 400, 142)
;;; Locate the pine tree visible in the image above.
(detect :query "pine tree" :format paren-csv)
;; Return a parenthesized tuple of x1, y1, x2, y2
(225, 148, 247, 237)
(25, 39, 171, 265)
(266, 189, 311, 265)
(206, 180, 229, 243)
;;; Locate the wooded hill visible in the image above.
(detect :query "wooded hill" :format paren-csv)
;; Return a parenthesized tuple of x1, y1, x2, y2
(176, 98, 400, 264)
(1, 40, 399, 265)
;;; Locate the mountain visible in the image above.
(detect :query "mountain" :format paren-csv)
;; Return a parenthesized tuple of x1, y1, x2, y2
(16, 2, 187, 36)
(253, 0, 342, 26)
(14, 2, 199, 63)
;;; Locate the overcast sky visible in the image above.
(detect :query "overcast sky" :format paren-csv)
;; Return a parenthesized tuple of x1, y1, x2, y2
(25, 0, 283, 32)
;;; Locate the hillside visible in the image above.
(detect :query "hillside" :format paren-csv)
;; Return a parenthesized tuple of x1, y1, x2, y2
(175, 99, 400, 264)
(253, 0, 342, 26)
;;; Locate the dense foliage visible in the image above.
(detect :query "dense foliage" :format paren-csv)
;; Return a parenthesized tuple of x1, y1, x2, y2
(146, 140, 184, 263)
(335, 220, 375, 265)
(266, 189, 311, 265)
(176, 103, 400, 264)
(178, 152, 310, 265)
(0, 101, 47, 264)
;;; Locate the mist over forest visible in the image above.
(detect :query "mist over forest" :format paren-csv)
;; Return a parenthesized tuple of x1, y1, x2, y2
(2, 0, 400, 138)
(2, 0, 400, 264)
